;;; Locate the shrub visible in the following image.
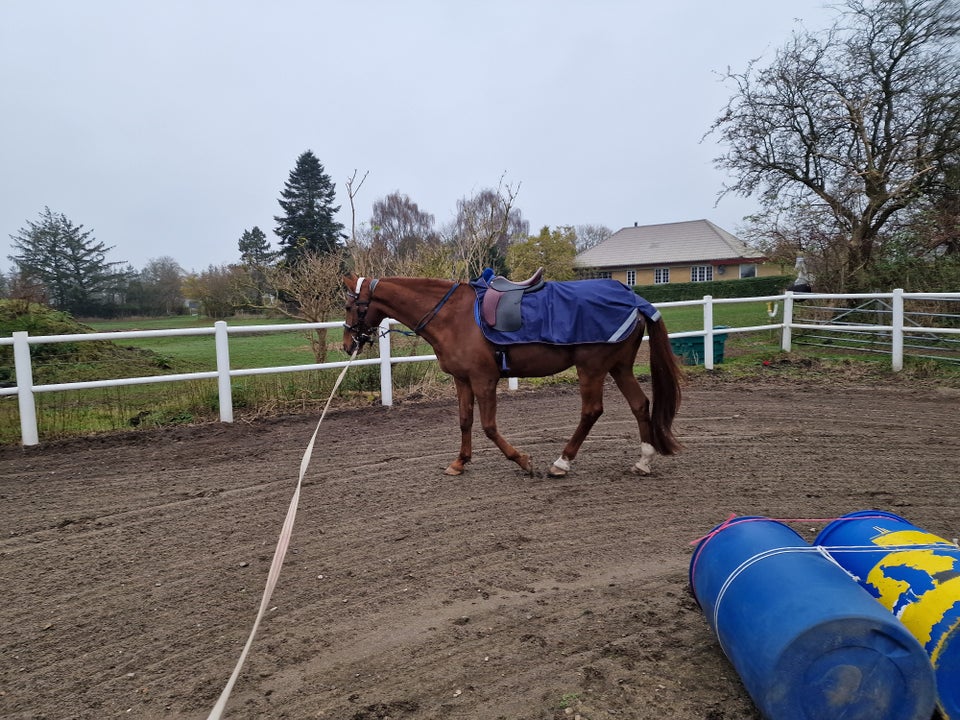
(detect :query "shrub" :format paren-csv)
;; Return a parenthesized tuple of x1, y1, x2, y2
(634, 275, 793, 302)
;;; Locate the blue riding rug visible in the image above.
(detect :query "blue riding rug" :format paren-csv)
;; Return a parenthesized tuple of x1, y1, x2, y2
(469, 270, 660, 346)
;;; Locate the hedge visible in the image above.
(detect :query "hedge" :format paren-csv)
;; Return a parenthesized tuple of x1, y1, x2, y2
(633, 275, 794, 303)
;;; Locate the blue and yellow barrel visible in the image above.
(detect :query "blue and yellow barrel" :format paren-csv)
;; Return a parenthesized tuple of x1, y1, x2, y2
(690, 516, 935, 720)
(816, 510, 960, 719)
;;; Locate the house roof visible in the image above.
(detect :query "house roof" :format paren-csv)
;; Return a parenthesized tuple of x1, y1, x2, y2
(574, 219, 763, 268)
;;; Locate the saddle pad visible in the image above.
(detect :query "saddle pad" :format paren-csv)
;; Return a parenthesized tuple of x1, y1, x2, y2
(470, 278, 660, 345)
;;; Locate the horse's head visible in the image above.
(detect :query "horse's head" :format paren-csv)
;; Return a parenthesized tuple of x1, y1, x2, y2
(342, 273, 380, 355)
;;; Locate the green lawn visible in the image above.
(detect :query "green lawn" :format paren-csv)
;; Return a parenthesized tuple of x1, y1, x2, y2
(9, 303, 954, 445)
(656, 299, 781, 333)
(2, 315, 422, 443)
(86, 315, 349, 369)
(81, 302, 776, 363)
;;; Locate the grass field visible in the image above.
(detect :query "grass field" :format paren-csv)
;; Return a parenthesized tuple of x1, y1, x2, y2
(1, 314, 439, 443)
(78, 301, 777, 366)
(6, 300, 956, 444)
(86, 315, 329, 368)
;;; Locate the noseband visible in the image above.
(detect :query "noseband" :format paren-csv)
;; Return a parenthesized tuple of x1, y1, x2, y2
(344, 277, 380, 353)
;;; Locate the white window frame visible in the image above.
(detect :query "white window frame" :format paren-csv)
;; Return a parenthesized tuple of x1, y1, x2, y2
(654, 267, 670, 284)
(690, 265, 713, 282)
(625, 270, 636, 286)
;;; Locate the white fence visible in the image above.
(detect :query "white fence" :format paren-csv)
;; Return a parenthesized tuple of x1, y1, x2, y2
(3, 289, 959, 446)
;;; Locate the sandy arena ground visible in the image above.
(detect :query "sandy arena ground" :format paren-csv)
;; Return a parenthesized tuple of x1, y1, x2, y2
(2, 373, 959, 719)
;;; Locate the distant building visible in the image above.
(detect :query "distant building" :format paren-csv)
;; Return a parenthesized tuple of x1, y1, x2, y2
(574, 219, 782, 286)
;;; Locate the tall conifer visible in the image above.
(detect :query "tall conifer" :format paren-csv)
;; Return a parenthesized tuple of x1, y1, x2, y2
(273, 151, 344, 264)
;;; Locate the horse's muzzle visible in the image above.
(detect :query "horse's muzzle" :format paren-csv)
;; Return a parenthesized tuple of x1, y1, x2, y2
(343, 323, 373, 355)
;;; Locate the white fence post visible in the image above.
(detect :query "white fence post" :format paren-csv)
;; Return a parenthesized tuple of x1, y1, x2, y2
(378, 319, 394, 407)
(13, 331, 39, 447)
(781, 292, 794, 352)
(703, 296, 715, 370)
(891, 288, 904, 372)
(214, 321, 234, 423)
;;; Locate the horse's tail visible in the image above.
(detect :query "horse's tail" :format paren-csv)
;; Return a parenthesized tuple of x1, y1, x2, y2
(646, 316, 683, 455)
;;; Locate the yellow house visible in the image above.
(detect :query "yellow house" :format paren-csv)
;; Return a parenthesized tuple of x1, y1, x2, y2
(574, 219, 781, 286)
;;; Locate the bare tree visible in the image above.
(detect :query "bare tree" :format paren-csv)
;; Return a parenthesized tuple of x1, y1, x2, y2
(574, 224, 613, 252)
(446, 179, 527, 279)
(348, 224, 391, 278)
(4, 268, 46, 306)
(710, 0, 960, 290)
(371, 192, 439, 265)
(344, 169, 369, 245)
(181, 265, 245, 319)
(740, 203, 853, 290)
(140, 257, 184, 315)
(898, 155, 960, 257)
(261, 251, 346, 362)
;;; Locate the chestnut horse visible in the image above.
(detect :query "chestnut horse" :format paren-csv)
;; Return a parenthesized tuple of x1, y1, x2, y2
(341, 272, 682, 477)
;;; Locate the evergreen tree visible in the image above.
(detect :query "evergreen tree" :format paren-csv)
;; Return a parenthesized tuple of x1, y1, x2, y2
(8, 207, 125, 315)
(237, 225, 274, 309)
(273, 151, 344, 264)
(238, 226, 274, 265)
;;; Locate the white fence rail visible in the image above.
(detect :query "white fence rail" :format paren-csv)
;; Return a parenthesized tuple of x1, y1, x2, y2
(3, 289, 959, 446)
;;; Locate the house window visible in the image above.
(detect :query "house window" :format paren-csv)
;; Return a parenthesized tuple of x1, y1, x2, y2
(595, 271, 612, 279)
(690, 265, 713, 282)
(626, 270, 636, 286)
(740, 264, 757, 279)
(654, 268, 670, 284)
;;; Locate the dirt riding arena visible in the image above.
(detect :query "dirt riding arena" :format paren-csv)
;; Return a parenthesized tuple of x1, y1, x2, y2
(2, 374, 959, 720)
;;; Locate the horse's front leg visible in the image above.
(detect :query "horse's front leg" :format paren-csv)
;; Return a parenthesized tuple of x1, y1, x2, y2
(445, 377, 475, 476)
(474, 379, 533, 475)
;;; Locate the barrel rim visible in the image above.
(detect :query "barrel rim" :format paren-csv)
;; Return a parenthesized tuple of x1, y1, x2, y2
(689, 515, 803, 603)
(813, 509, 910, 546)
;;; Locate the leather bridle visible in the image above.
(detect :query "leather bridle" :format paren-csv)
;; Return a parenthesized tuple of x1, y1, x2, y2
(343, 276, 379, 354)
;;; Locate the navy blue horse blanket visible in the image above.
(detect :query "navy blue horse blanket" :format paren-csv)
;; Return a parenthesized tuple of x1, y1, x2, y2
(470, 276, 660, 346)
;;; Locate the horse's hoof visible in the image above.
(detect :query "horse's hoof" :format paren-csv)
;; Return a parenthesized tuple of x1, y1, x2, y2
(633, 443, 655, 476)
(547, 455, 570, 478)
(444, 464, 464, 476)
(518, 454, 534, 475)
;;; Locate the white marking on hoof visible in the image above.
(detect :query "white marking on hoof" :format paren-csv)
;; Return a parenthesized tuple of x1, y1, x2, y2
(632, 442, 655, 475)
(548, 456, 570, 477)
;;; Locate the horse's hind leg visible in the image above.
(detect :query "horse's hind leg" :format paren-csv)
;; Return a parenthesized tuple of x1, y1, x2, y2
(609, 364, 656, 475)
(445, 377, 475, 475)
(548, 371, 604, 477)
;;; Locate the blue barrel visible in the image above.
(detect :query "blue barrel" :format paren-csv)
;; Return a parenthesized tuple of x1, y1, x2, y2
(816, 510, 960, 720)
(690, 516, 936, 720)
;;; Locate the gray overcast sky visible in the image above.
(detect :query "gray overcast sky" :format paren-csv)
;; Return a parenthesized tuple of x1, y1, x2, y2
(1, 1, 834, 273)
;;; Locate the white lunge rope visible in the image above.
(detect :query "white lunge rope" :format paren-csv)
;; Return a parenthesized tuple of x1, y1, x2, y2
(206, 353, 357, 720)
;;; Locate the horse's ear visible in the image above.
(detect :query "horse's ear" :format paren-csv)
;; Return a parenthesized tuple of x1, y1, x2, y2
(342, 272, 357, 291)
